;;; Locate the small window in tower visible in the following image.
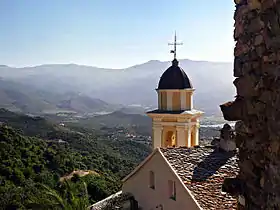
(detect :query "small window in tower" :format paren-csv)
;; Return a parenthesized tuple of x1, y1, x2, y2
(168, 180, 176, 200)
(149, 171, 155, 189)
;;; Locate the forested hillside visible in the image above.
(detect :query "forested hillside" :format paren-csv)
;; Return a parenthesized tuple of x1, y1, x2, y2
(0, 109, 151, 209)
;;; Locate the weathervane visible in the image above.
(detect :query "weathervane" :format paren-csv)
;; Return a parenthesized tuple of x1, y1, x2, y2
(168, 31, 183, 60)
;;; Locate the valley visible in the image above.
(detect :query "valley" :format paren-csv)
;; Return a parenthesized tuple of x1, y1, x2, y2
(0, 109, 151, 209)
(0, 99, 227, 209)
(0, 59, 232, 209)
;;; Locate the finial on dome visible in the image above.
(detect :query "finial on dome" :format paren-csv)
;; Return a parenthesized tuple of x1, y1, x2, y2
(168, 31, 183, 60)
(172, 59, 179, 66)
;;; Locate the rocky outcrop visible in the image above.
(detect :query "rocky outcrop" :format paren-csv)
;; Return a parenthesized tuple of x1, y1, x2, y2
(220, 124, 236, 152)
(210, 124, 236, 152)
(220, 0, 280, 209)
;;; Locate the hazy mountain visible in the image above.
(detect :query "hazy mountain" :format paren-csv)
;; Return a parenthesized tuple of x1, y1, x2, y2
(55, 92, 120, 114)
(0, 59, 235, 116)
(117, 106, 147, 115)
(0, 78, 119, 114)
(0, 78, 56, 113)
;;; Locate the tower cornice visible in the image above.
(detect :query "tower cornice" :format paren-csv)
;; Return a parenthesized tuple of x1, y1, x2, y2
(156, 88, 195, 92)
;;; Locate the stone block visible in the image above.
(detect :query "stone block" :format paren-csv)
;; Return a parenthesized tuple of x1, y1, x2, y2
(234, 42, 251, 57)
(258, 89, 272, 101)
(235, 133, 246, 147)
(237, 60, 261, 77)
(250, 148, 266, 168)
(237, 202, 247, 210)
(220, 98, 246, 121)
(266, 117, 280, 138)
(269, 91, 280, 107)
(234, 5, 250, 21)
(248, 16, 265, 33)
(266, 163, 280, 187)
(268, 140, 280, 154)
(244, 116, 265, 133)
(239, 159, 256, 177)
(252, 60, 262, 70)
(235, 120, 254, 135)
(258, 74, 278, 90)
(263, 52, 278, 62)
(247, 9, 260, 20)
(255, 44, 266, 56)
(261, 0, 276, 11)
(234, 75, 259, 97)
(234, 56, 244, 77)
(246, 100, 266, 116)
(276, 1, 280, 16)
(248, 0, 262, 10)
(222, 177, 245, 196)
(234, 0, 246, 4)
(266, 35, 280, 50)
(249, 49, 260, 61)
(254, 34, 264, 45)
(261, 9, 280, 36)
(261, 63, 280, 78)
(234, 23, 245, 40)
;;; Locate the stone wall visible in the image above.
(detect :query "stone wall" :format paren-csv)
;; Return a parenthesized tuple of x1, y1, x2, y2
(220, 0, 280, 209)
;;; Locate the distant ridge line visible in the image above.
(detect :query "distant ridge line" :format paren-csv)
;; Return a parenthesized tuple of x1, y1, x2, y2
(1, 59, 232, 70)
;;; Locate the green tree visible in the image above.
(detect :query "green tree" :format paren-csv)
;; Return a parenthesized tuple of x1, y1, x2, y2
(28, 180, 90, 210)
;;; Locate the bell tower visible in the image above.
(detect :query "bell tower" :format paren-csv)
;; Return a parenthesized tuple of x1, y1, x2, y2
(146, 33, 203, 149)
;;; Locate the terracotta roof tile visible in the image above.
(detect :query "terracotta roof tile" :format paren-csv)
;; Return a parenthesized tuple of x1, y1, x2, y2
(160, 146, 239, 210)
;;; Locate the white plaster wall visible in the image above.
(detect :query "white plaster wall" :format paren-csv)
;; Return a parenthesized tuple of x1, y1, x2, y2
(122, 152, 200, 210)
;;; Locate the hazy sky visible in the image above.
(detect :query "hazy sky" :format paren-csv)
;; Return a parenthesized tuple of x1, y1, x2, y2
(0, 0, 235, 68)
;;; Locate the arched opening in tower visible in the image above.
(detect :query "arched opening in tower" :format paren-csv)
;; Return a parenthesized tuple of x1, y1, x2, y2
(165, 130, 176, 147)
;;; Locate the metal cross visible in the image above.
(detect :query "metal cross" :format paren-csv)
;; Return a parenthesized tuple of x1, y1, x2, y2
(168, 31, 183, 60)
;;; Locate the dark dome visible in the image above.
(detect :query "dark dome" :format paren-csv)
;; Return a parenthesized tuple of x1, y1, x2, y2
(157, 59, 193, 90)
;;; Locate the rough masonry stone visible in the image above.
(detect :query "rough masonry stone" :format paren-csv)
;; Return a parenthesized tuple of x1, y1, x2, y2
(220, 0, 280, 208)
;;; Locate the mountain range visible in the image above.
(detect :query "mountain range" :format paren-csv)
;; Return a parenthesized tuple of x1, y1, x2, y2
(0, 59, 236, 116)
(0, 77, 122, 115)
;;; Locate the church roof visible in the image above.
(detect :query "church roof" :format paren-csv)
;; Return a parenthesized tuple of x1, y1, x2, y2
(157, 59, 193, 90)
(160, 146, 239, 209)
